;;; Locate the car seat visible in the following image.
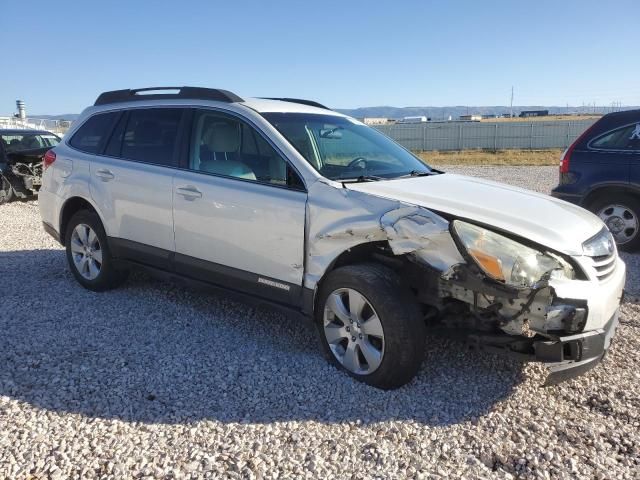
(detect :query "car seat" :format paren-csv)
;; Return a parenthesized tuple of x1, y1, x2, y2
(199, 122, 256, 180)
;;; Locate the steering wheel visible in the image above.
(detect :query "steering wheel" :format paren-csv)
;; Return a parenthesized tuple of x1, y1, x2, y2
(347, 157, 367, 169)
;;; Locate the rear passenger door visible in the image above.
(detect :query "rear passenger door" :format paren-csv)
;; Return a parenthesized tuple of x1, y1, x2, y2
(584, 122, 634, 190)
(625, 122, 640, 188)
(86, 107, 187, 269)
(172, 108, 307, 306)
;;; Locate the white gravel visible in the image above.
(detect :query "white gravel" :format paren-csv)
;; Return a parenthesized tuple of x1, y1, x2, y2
(0, 166, 638, 479)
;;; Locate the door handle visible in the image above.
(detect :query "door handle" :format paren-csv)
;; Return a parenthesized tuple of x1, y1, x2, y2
(176, 185, 202, 200)
(95, 169, 115, 181)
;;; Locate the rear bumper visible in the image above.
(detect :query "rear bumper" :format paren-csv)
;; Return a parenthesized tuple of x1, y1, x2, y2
(535, 308, 620, 385)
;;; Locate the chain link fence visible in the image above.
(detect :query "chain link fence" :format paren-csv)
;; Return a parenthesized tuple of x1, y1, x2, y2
(0, 117, 73, 136)
(374, 119, 597, 151)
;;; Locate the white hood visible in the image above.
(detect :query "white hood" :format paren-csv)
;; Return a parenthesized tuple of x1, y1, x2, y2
(346, 173, 604, 256)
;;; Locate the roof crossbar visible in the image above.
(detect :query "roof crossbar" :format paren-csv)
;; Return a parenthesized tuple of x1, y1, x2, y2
(262, 97, 330, 110)
(94, 87, 244, 106)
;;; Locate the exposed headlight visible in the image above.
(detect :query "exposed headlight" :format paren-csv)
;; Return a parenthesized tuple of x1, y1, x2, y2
(452, 220, 575, 288)
(582, 228, 615, 257)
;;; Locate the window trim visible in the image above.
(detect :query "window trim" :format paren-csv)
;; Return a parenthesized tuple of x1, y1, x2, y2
(65, 104, 308, 192)
(185, 107, 308, 193)
(587, 121, 640, 153)
(67, 106, 189, 170)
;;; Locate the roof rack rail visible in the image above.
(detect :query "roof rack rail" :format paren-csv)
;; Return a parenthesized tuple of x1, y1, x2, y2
(94, 87, 244, 106)
(262, 97, 330, 110)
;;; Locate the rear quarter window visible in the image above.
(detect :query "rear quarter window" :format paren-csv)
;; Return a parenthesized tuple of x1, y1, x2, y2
(590, 123, 640, 151)
(69, 112, 120, 154)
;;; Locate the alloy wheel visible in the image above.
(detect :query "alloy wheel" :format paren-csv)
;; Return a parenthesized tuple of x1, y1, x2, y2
(323, 288, 385, 375)
(70, 224, 103, 280)
(597, 204, 638, 245)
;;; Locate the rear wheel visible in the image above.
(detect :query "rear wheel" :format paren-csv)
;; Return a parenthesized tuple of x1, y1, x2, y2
(589, 194, 640, 251)
(316, 263, 426, 390)
(65, 210, 128, 291)
(0, 174, 14, 205)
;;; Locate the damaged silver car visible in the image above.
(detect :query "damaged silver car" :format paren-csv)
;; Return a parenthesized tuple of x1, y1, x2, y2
(40, 87, 625, 389)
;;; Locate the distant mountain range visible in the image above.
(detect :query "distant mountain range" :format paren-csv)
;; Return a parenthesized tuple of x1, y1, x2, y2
(27, 105, 638, 122)
(30, 114, 80, 121)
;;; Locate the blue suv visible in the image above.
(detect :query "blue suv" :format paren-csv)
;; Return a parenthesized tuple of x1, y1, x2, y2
(552, 109, 640, 251)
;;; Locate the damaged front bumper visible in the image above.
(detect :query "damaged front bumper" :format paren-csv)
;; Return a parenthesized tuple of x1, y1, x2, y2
(536, 308, 620, 385)
(463, 305, 621, 385)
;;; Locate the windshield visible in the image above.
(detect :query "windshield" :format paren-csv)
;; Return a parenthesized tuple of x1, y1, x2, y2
(262, 113, 431, 181)
(1, 133, 60, 153)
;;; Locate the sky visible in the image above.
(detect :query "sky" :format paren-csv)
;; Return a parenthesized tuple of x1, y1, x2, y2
(1, 0, 639, 115)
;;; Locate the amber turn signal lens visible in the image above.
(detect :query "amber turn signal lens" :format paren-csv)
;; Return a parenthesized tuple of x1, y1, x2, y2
(468, 248, 505, 281)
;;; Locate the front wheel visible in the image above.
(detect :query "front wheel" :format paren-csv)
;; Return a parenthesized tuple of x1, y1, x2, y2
(0, 174, 14, 205)
(590, 194, 640, 251)
(316, 263, 426, 390)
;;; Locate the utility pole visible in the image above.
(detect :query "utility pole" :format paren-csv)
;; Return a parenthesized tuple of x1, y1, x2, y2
(509, 86, 514, 118)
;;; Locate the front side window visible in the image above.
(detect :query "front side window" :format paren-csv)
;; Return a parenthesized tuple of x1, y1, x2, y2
(69, 112, 119, 154)
(1, 133, 60, 153)
(590, 123, 640, 151)
(262, 113, 431, 181)
(190, 109, 303, 189)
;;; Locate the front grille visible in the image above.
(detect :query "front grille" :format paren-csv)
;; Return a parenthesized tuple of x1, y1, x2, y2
(589, 252, 617, 281)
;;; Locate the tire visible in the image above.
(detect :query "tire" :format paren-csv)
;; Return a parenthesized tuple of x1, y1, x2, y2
(65, 210, 129, 291)
(589, 194, 640, 252)
(315, 263, 426, 390)
(0, 174, 14, 205)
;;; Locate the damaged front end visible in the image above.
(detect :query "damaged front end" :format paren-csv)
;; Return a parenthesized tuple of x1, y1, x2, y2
(306, 180, 621, 385)
(0, 150, 45, 202)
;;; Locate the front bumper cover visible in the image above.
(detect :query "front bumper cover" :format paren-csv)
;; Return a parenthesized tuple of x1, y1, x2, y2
(536, 308, 620, 385)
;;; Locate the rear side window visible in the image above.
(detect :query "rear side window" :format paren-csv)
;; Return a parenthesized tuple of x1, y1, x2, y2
(590, 123, 640, 151)
(120, 108, 183, 166)
(69, 112, 119, 154)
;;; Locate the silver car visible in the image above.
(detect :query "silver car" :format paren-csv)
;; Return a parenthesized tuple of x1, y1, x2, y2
(39, 87, 625, 389)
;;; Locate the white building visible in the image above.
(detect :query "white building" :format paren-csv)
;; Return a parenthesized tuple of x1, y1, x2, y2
(362, 117, 390, 125)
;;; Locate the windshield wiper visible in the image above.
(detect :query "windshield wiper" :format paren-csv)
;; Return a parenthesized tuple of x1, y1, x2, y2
(393, 170, 438, 179)
(340, 175, 384, 183)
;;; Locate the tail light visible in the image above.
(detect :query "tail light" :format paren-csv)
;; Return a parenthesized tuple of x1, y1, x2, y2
(560, 123, 598, 174)
(43, 150, 56, 170)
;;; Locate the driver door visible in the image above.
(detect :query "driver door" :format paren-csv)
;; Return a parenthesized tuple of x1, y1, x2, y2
(172, 109, 307, 306)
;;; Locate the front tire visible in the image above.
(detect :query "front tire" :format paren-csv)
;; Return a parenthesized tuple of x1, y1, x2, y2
(65, 210, 128, 291)
(0, 174, 14, 205)
(589, 194, 640, 252)
(316, 263, 426, 390)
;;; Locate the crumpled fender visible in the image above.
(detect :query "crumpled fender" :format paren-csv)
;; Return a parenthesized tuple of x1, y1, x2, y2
(304, 180, 464, 289)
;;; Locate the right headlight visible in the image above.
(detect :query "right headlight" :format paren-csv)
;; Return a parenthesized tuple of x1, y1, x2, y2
(452, 220, 575, 288)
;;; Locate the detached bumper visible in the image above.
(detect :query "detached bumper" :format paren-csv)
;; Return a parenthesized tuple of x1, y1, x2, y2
(535, 308, 620, 385)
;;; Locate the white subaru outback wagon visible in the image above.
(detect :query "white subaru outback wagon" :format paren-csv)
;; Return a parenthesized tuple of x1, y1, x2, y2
(40, 87, 625, 389)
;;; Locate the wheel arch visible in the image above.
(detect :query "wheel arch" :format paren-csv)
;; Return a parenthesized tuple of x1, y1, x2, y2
(306, 240, 403, 315)
(582, 184, 640, 208)
(59, 196, 103, 243)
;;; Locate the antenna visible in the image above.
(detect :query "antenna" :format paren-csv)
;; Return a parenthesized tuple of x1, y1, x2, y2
(509, 86, 514, 118)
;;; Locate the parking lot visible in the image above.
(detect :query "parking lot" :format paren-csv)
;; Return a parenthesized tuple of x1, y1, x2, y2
(0, 165, 638, 479)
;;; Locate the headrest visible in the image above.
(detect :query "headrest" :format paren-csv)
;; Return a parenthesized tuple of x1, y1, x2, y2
(203, 122, 240, 153)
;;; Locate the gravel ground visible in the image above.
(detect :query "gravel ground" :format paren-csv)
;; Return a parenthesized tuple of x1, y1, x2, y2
(0, 166, 638, 479)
